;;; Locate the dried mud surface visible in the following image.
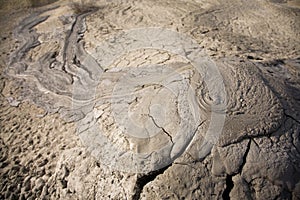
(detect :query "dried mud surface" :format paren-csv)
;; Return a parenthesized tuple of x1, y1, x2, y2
(0, 0, 300, 199)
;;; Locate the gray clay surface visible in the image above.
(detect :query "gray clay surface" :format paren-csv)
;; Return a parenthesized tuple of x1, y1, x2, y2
(0, 0, 299, 199)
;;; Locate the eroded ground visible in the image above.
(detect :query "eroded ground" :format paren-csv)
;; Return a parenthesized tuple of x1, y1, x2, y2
(0, 0, 300, 199)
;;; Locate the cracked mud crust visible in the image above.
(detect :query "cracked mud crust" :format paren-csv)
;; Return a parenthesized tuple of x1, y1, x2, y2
(0, 0, 300, 199)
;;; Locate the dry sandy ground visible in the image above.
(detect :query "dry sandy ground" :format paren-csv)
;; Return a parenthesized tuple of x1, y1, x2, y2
(0, 0, 300, 199)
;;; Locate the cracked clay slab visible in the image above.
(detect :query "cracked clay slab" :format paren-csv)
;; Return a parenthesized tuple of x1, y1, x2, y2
(5, 2, 289, 173)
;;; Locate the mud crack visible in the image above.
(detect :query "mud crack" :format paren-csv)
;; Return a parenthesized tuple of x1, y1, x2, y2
(222, 139, 251, 199)
(237, 139, 251, 175)
(132, 164, 172, 200)
(148, 114, 173, 143)
(222, 174, 234, 200)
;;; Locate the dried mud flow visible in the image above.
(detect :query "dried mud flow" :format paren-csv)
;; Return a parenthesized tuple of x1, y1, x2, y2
(0, 0, 300, 199)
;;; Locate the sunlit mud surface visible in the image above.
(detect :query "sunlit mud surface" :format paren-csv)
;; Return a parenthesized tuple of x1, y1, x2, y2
(0, 0, 299, 199)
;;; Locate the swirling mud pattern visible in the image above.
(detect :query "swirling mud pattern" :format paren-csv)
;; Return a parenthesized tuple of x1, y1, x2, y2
(6, 1, 296, 175)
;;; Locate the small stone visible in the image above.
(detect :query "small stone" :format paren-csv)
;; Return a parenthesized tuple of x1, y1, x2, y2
(6, 97, 21, 107)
